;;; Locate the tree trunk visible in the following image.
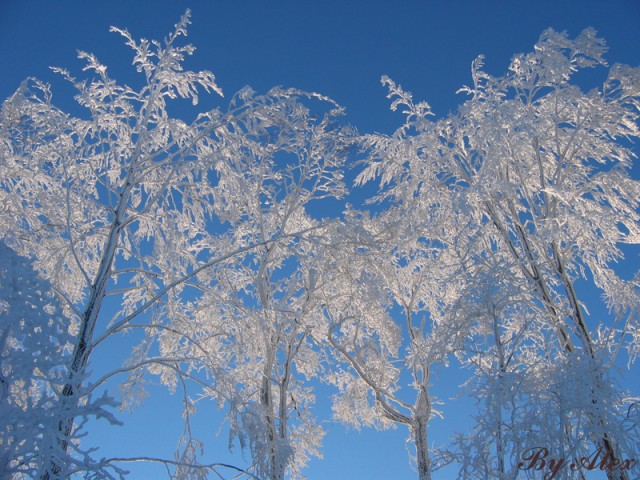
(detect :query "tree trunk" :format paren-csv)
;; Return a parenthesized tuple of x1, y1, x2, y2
(261, 345, 286, 480)
(42, 184, 131, 480)
(413, 418, 431, 480)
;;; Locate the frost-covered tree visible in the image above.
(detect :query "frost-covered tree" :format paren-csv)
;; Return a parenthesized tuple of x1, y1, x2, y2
(360, 29, 640, 480)
(0, 240, 64, 478)
(317, 209, 468, 480)
(0, 11, 351, 479)
(187, 244, 326, 480)
(143, 92, 351, 479)
(444, 247, 564, 480)
(0, 239, 122, 479)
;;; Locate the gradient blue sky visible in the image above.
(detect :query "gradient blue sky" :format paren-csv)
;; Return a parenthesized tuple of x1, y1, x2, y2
(1, 1, 639, 479)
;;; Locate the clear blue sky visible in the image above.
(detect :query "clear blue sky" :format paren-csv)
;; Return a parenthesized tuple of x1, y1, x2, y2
(1, 1, 639, 479)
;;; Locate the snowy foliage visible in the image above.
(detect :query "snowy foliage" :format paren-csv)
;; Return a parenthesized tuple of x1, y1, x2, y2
(0, 240, 69, 478)
(151, 98, 351, 478)
(0, 241, 122, 479)
(360, 28, 640, 480)
(316, 208, 471, 480)
(0, 10, 351, 479)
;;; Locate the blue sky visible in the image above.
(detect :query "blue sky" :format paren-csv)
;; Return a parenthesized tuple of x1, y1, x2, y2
(1, 1, 640, 479)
